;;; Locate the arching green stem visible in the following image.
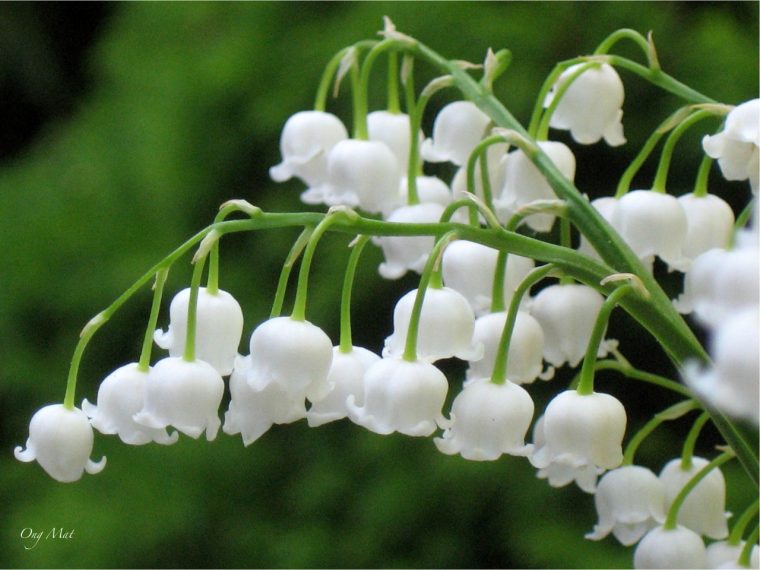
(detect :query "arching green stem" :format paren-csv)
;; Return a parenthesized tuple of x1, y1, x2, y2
(270, 227, 313, 318)
(314, 40, 377, 111)
(622, 400, 700, 465)
(387, 51, 400, 114)
(728, 499, 759, 546)
(693, 154, 713, 198)
(490, 264, 555, 385)
(664, 450, 735, 530)
(734, 199, 756, 235)
(489, 251, 508, 314)
(527, 57, 586, 138)
(355, 39, 400, 140)
(137, 268, 169, 372)
(739, 526, 759, 567)
(182, 254, 208, 363)
(402, 231, 459, 362)
(466, 134, 508, 213)
(594, 28, 657, 68)
(592, 359, 694, 398)
(680, 411, 711, 470)
(577, 284, 635, 395)
(339, 235, 371, 353)
(537, 61, 598, 141)
(652, 110, 715, 193)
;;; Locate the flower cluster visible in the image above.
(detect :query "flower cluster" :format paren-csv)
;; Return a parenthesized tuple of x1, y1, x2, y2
(14, 23, 758, 570)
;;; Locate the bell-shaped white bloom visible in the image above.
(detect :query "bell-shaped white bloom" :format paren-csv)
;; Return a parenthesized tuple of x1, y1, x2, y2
(133, 357, 224, 441)
(375, 202, 446, 279)
(317, 139, 400, 214)
(530, 283, 615, 368)
(15, 404, 106, 483)
(544, 63, 626, 146)
(586, 465, 667, 546)
(496, 141, 576, 232)
(346, 356, 448, 436)
(634, 525, 706, 569)
(678, 193, 735, 265)
(245, 316, 333, 402)
(435, 378, 534, 460)
(398, 176, 453, 209)
(466, 310, 548, 385)
(530, 390, 626, 493)
(612, 189, 690, 272)
(223, 355, 306, 446)
(83, 363, 178, 445)
(685, 307, 759, 424)
(368, 110, 420, 171)
(703, 99, 760, 193)
(659, 456, 730, 539)
(154, 287, 244, 376)
(441, 240, 535, 316)
(383, 286, 482, 363)
(578, 196, 620, 259)
(270, 110, 348, 188)
(421, 101, 491, 166)
(306, 346, 380, 427)
(706, 541, 760, 569)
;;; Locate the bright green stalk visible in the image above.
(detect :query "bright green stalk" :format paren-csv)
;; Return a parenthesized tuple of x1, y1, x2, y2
(314, 40, 377, 111)
(652, 110, 714, 193)
(404, 59, 420, 205)
(402, 231, 458, 362)
(680, 411, 711, 470)
(622, 400, 700, 465)
(527, 57, 586, 137)
(270, 227, 313, 319)
(735, 199, 756, 233)
(537, 61, 598, 141)
(339, 235, 371, 353)
(387, 51, 400, 114)
(594, 28, 656, 68)
(350, 60, 366, 140)
(466, 134, 508, 213)
(489, 251, 508, 314)
(355, 39, 400, 140)
(490, 264, 555, 385)
(693, 154, 713, 198)
(440, 198, 480, 227)
(664, 450, 735, 530)
(577, 284, 635, 395)
(739, 526, 759, 567)
(728, 499, 759, 546)
(137, 268, 169, 372)
(182, 254, 207, 363)
(592, 359, 694, 398)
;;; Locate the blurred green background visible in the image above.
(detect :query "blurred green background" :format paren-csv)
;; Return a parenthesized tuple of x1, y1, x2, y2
(1, 2, 757, 568)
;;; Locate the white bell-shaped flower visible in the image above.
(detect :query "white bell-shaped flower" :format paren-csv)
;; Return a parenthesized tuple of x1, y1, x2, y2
(465, 310, 548, 385)
(685, 307, 759, 424)
(245, 316, 334, 402)
(317, 139, 400, 214)
(133, 356, 224, 441)
(634, 525, 707, 569)
(398, 176, 453, 209)
(530, 390, 626, 493)
(441, 240, 535, 316)
(612, 189, 690, 272)
(368, 110, 420, 171)
(530, 283, 615, 368)
(306, 346, 380, 427)
(15, 404, 106, 483)
(678, 193, 735, 265)
(375, 202, 446, 279)
(346, 356, 448, 436)
(706, 541, 760, 569)
(270, 110, 348, 188)
(659, 456, 730, 539)
(223, 355, 306, 446)
(154, 287, 244, 376)
(421, 101, 491, 166)
(83, 363, 178, 445)
(496, 141, 576, 232)
(383, 286, 483, 362)
(586, 465, 667, 546)
(578, 196, 619, 259)
(544, 63, 626, 146)
(435, 378, 534, 460)
(703, 99, 760, 193)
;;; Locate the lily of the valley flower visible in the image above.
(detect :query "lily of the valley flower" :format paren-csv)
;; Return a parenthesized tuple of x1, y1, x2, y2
(678, 192, 735, 266)
(306, 346, 380, 428)
(347, 356, 448, 436)
(705, 540, 760, 569)
(421, 101, 491, 166)
(15, 404, 106, 483)
(83, 363, 178, 445)
(133, 357, 224, 441)
(633, 525, 707, 569)
(435, 378, 534, 460)
(398, 175, 453, 209)
(367, 110, 420, 172)
(544, 63, 626, 146)
(586, 465, 667, 546)
(703, 98, 760, 193)
(530, 390, 626, 493)
(659, 456, 730, 539)
(383, 286, 483, 363)
(154, 287, 244, 376)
